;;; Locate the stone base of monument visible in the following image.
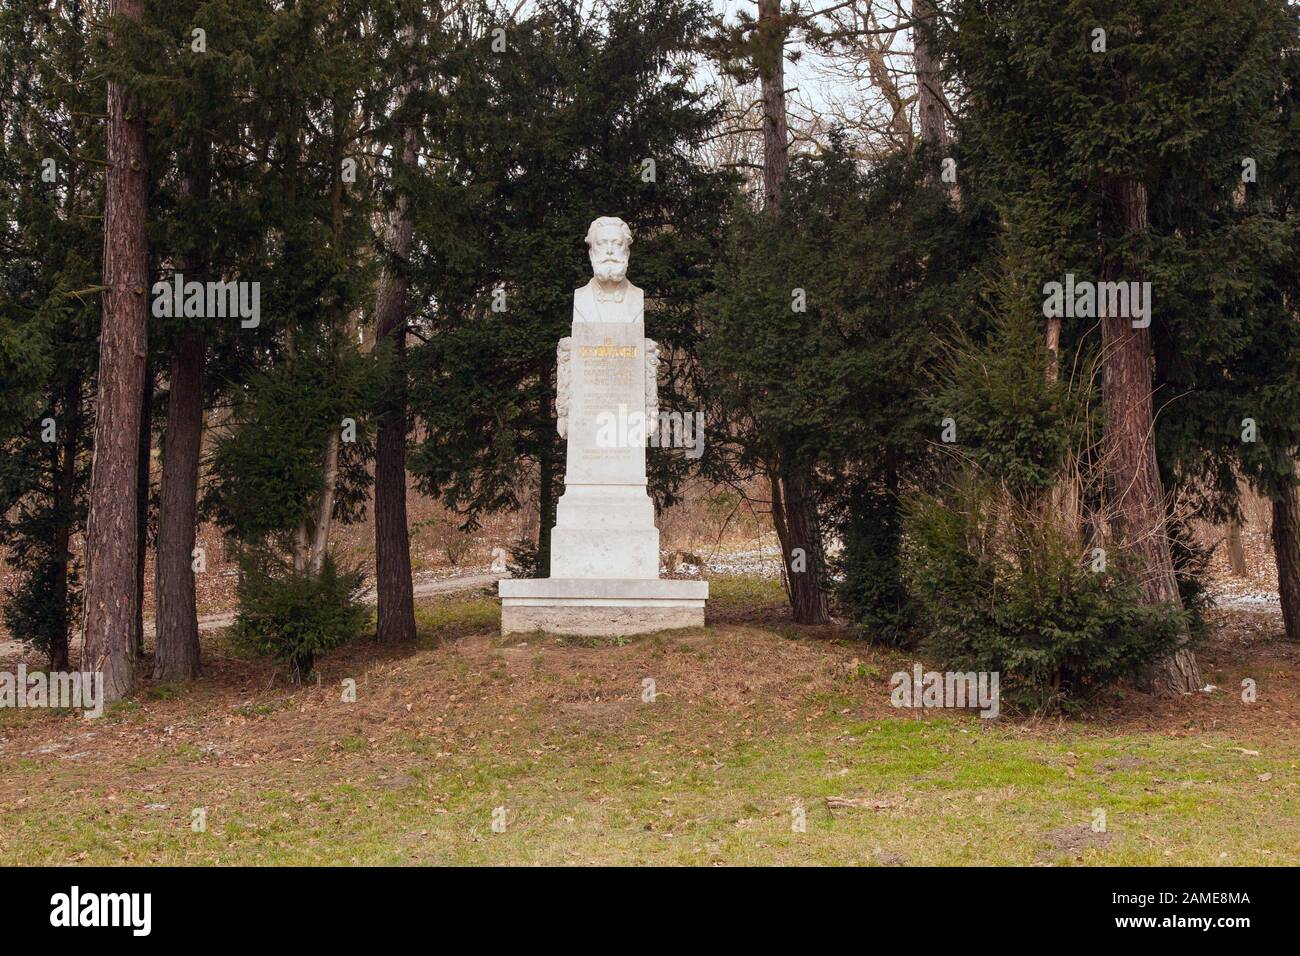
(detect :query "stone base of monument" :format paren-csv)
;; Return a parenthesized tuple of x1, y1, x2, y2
(498, 578, 708, 636)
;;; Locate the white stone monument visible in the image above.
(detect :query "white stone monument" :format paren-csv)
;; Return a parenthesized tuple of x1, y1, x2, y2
(498, 217, 708, 635)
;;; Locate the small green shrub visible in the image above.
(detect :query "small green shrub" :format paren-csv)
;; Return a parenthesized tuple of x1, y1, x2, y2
(205, 343, 382, 541)
(231, 550, 368, 682)
(903, 486, 1189, 713)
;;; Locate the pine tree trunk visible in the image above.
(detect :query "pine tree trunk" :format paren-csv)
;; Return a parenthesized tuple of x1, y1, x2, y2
(48, 375, 81, 672)
(373, 369, 415, 637)
(1045, 317, 1061, 383)
(521, 478, 540, 545)
(153, 330, 205, 680)
(1272, 473, 1300, 643)
(1100, 176, 1200, 694)
(914, 0, 959, 204)
(155, 148, 210, 678)
(784, 470, 830, 624)
(913, 0, 948, 149)
(304, 103, 352, 577)
(374, 415, 415, 640)
(132, 359, 152, 658)
(757, 0, 789, 216)
(769, 467, 790, 587)
(1226, 519, 1248, 577)
(309, 431, 340, 574)
(372, 101, 418, 643)
(769, 467, 830, 625)
(293, 521, 310, 572)
(82, 0, 148, 704)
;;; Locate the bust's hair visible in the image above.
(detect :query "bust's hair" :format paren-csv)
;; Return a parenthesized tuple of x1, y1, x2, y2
(585, 216, 632, 248)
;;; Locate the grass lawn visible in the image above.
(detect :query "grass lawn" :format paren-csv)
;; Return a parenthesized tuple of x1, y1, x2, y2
(1, 577, 1296, 865)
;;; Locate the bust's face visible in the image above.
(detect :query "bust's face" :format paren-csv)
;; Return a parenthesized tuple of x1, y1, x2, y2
(588, 224, 630, 283)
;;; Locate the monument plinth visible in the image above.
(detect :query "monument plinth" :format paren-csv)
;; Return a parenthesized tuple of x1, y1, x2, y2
(499, 217, 707, 635)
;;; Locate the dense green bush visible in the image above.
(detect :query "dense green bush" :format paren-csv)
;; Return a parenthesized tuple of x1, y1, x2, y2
(895, 284, 1197, 712)
(927, 296, 1081, 501)
(703, 141, 995, 631)
(903, 483, 1190, 714)
(1, 554, 75, 662)
(832, 488, 912, 645)
(231, 550, 368, 683)
(206, 340, 382, 544)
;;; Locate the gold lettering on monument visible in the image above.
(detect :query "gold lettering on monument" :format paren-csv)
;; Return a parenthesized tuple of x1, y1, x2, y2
(579, 342, 638, 358)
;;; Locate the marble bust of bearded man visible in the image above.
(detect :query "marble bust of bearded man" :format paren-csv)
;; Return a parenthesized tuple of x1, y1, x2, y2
(572, 216, 645, 324)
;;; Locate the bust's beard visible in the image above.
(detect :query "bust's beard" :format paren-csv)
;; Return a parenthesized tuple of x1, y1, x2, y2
(592, 258, 628, 283)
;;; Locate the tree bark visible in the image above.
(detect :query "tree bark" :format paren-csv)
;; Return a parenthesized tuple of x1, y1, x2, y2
(372, 55, 418, 644)
(913, 0, 948, 148)
(293, 521, 310, 572)
(48, 374, 82, 672)
(153, 330, 205, 680)
(521, 476, 540, 545)
(82, 0, 148, 704)
(785, 471, 830, 624)
(154, 147, 210, 680)
(770, 467, 831, 625)
(309, 431, 340, 574)
(1273, 471, 1300, 642)
(757, 0, 789, 217)
(303, 99, 352, 577)
(1099, 176, 1200, 694)
(1226, 519, 1248, 577)
(132, 358, 152, 658)
(1045, 316, 1061, 384)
